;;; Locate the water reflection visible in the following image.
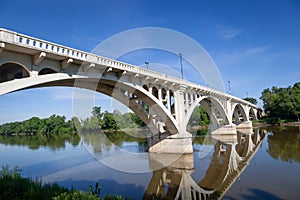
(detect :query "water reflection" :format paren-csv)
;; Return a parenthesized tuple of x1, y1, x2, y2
(81, 130, 148, 153)
(0, 132, 80, 150)
(4, 127, 298, 199)
(266, 126, 300, 163)
(143, 128, 266, 200)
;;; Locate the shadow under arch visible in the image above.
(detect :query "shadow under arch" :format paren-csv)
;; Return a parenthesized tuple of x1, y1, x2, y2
(38, 67, 58, 75)
(0, 62, 30, 83)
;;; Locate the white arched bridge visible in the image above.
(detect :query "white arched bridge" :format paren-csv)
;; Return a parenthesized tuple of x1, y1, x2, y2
(0, 28, 262, 153)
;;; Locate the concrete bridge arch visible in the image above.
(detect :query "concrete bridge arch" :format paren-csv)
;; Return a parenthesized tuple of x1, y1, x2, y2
(0, 71, 181, 137)
(184, 96, 230, 129)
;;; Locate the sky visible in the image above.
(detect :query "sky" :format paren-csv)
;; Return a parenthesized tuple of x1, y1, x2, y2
(0, 0, 300, 124)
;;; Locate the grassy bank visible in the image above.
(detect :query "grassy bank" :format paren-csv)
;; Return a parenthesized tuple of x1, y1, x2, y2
(0, 165, 127, 200)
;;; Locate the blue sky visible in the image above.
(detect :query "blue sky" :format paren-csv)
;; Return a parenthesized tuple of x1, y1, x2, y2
(0, 0, 300, 124)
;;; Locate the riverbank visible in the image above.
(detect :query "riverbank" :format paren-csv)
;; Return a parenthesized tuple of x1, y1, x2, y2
(253, 121, 300, 128)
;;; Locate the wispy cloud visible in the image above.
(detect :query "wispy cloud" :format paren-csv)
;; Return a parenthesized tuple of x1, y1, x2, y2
(218, 26, 244, 39)
(217, 45, 269, 61)
(243, 46, 269, 56)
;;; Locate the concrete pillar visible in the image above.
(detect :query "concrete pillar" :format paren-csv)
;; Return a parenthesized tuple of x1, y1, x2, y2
(158, 87, 162, 101)
(166, 89, 171, 113)
(185, 92, 189, 109)
(244, 105, 250, 121)
(149, 85, 152, 94)
(174, 85, 187, 134)
(226, 100, 233, 126)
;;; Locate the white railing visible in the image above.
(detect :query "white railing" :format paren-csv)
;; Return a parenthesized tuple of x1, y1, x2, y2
(0, 28, 259, 109)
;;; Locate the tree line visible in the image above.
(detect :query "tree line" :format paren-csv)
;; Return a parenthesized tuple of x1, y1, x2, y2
(0, 108, 147, 136)
(72, 106, 146, 132)
(260, 82, 300, 124)
(0, 115, 74, 136)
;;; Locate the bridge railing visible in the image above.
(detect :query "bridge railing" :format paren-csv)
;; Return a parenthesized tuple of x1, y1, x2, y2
(0, 28, 259, 109)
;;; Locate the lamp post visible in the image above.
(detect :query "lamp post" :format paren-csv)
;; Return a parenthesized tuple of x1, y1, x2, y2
(145, 61, 149, 69)
(179, 53, 183, 79)
(228, 80, 232, 94)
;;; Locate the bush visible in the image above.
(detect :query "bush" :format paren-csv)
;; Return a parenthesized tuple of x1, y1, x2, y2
(53, 191, 100, 200)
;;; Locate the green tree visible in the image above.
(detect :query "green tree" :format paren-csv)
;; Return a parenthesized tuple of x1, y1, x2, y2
(260, 82, 300, 123)
(243, 97, 258, 105)
(129, 112, 146, 127)
(92, 106, 103, 119)
(101, 112, 120, 130)
(188, 106, 210, 127)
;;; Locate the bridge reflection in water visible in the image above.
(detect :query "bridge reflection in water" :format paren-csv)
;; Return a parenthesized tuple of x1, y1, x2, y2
(143, 128, 266, 200)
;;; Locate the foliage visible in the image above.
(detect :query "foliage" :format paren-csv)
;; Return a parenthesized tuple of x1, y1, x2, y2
(53, 191, 100, 200)
(0, 115, 75, 136)
(260, 82, 300, 124)
(79, 106, 145, 131)
(243, 97, 258, 105)
(188, 106, 210, 127)
(101, 112, 120, 130)
(0, 165, 67, 200)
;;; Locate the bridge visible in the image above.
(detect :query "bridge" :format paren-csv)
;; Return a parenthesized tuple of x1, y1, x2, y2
(0, 28, 262, 153)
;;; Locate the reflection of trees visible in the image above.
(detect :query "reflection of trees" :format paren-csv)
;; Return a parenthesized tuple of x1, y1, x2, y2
(0, 132, 80, 150)
(267, 126, 300, 163)
(80, 130, 148, 153)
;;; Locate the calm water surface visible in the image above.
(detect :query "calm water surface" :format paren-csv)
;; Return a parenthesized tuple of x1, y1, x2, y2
(0, 127, 299, 199)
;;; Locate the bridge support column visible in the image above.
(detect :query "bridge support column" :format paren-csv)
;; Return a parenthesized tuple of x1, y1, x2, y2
(148, 133, 193, 154)
(147, 84, 193, 154)
(210, 125, 237, 135)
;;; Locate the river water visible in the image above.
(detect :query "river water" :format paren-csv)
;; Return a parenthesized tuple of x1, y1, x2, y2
(0, 126, 299, 199)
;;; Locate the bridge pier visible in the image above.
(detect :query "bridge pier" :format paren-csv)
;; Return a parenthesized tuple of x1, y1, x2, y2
(210, 123, 237, 135)
(148, 132, 193, 154)
(236, 120, 253, 129)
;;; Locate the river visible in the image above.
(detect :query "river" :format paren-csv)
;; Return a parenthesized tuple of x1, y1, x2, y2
(0, 126, 299, 199)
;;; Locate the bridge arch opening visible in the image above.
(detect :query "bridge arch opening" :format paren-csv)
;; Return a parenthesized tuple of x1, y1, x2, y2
(142, 84, 149, 91)
(232, 104, 247, 125)
(187, 104, 210, 134)
(151, 86, 159, 99)
(186, 97, 229, 132)
(0, 62, 30, 83)
(38, 68, 58, 75)
(249, 108, 257, 121)
(169, 90, 175, 118)
(257, 110, 263, 120)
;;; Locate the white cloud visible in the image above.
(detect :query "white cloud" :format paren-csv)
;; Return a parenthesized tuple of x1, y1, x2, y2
(218, 26, 244, 39)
